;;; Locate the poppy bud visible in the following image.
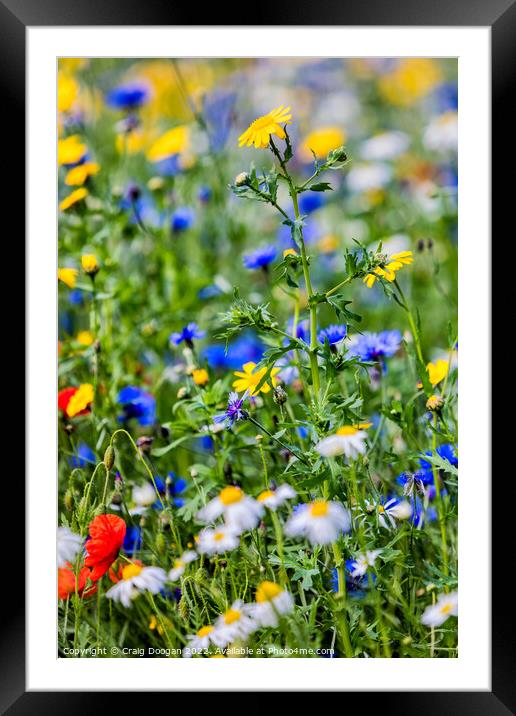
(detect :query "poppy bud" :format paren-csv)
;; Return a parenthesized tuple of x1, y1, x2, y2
(103, 445, 115, 471)
(64, 490, 74, 511)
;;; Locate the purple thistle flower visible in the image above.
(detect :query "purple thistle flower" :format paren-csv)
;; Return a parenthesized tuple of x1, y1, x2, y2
(169, 323, 206, 347)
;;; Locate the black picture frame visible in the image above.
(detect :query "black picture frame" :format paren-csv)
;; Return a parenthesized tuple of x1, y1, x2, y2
(4, 0, 511, 710)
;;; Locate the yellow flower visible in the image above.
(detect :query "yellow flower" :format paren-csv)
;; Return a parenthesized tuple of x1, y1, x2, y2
(116, 129, 148, 155)
(232, 362, 280, 396)
(77, 331, 94, 347)
(238, 105, 292, 149)
(426, 359, 449, 386)
(58, 73, 79, 113)
(363, 251, 413, 288)
(67, 383, 94, 417)
(81, 254, 99, 275)
(58, 268, 78, 288)
(146, 125, 189, 162)
(378, 59, 441, 106)
(58, 135, 87, 166)
(318, 234, 339, 253)
(59, 188, 88, 211)
(300, 127, 346, 161)
(65, 162, 100, 186)
(283, 248, 297, 257)
(192, 368, 209, 386)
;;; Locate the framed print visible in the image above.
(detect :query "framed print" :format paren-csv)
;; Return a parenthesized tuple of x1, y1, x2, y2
(2, 0, 512, 709)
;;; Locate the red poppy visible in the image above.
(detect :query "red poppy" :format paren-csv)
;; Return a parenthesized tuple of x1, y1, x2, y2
(84, 514, 127, 581)
(58, 562, 97, 600)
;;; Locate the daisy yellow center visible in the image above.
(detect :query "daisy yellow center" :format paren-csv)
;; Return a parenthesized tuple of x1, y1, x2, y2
(213, 532, 225, 542)
(219, 486, 243, 505)
(440, 602, 453, 615)
(122, 563, 143, 580)
(336, 426, 359, 436)
(310, 500, 329, 518)
(197, 625, 213, 637)
(257, 490, 274, 502)
(378, 505, 385, 514)
(174, 560, 184, 569)
(224, 609, 241, 625)
(256, 581, 282, 602)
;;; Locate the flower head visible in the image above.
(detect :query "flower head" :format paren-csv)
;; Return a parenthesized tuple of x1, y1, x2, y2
(106, 83, 150, 111)
(147, 126, 189, 162)
(58, 563, 96, 600)
(238, 105, 292, 149)
(58, 268, 78, 288)
(248, 582, 294, 627)
(348, 549, 382, 578)
(106, 562, 167, 608)
(59, 188, 88, 211)
(315, 426, 368, 460)
(168, 551, 198, 582)
(213, 391, 249, 428)
(421, 590, 458, 627)
(196, 526, 240, 556)
(81, 254, 99, 276)
(58, 135, 87, 166)
(214, 600, 257, 644)
(300, 126, 346, 161)
(318, 324, 347, 346)
(364, 251, 413, 288)
(257, 484, 296, 510)
(366, 497, 412, 529)
(170, 323, 205, 346)
(117, 386, 156, 426)
(84, 514, 126, 581)
(426, 359, 449, 386)
(191, 368, 209, 386)
(243, 245, 277, 270)
(65, 161, 100, 186)
(285, 500, 351, 545)
(196, 485, 264, 533)
(171, 207, 195, 232)
(232, 362, 280, 396)
(348, 330, 402, 362)
(57, 526, 83, 568)
(58, 384, 94, 418)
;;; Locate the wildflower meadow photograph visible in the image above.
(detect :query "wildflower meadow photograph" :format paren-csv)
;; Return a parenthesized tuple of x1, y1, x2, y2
(57, 56, 458, 659)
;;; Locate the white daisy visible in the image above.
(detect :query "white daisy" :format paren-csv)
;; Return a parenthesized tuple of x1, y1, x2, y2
(196, 486, 264, 533)
(366, 498, 413, 529)
(182, 624, 226, 657)
(248, 581, 295, 628)
(168, 550, 198, 581)
(315, 426, 368, 460)
(423, 111, 458, 152)
(196, 526, 240, 556)
(105, 563, 167, 608)
(213, 600, 257, 644)
(349, 549, 382, 578)
(285, 499, 351, 545)
(421, 591, 458, 627)
(132, 482, 157, 508)
(256, 484, 296, 510)
(360, 131, 410, 161)
(57, 526, 83, 568)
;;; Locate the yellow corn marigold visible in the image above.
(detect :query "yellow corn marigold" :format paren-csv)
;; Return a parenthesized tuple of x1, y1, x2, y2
(238, 105, 292, 149)
(233, 362, 280, 396)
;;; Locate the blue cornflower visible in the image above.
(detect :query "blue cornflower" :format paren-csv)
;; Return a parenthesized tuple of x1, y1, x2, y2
(171, 207, 195, 232)
(298, 191, 325, 215)
(68, 289, 85, 306)
(419, 444, 458, 472)
(331, 563, 376, 598)
(286, 317, 309, 343)
(169, 322, 206, 346)
(318, 324, 347, 346)
(117, 386, 156, 426)
(213, 392, 249, 428)
(349, 330, 402, 362)
(69, 442, 96, 468)
(106, 83, 150, 111)
(411, 498, 438, 529)
(198, 186, 212, 203)
(123, 526, 143, 556)
(202, 333, 264, 370)
(154, 154, 183, 177)
(153, 472, 187, 508)
(243, 245, 277, 270)
(198, 284, 223, 300)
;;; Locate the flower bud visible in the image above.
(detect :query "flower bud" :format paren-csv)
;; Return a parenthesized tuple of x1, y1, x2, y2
(426, 394, 444, 412)
(235, 172, 249, 187)
(103, 445, 115, 471)
(81, 254, 99, 276)
(64, 490, 74, 511)
(273, 386, 287, 405)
